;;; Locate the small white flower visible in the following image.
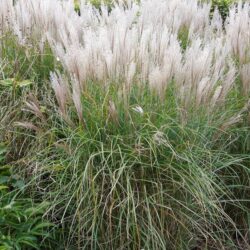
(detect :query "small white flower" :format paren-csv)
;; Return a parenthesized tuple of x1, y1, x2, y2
(56, 57, 60, 62)
(132, 105, 144, 114)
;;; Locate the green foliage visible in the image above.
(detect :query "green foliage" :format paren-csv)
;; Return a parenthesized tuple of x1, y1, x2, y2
(74, 0, 113, 11)
(0, 198, 53, 250)
(0, 145, 55, 250)
(0, 1, 249, 249)
(178, 27, 190, 51)
(211, 0, 233, 21)
(89, 0, 113, 9)
(0, 56, 249, 248)
(0, 79, 32, 89)
(0, 34, 56, 83)
(17, 82, 249, 249)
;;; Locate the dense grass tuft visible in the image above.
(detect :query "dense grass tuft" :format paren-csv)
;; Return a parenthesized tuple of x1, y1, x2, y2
(0, 0, 249, 249)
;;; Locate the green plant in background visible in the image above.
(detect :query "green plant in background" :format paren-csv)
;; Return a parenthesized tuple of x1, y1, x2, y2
(0, 34, 56, 85)
(0, 144, 25, 193)
(74, 0, 113, 11)
(0, 198, 54, 250)
(211, 0, 233, 22)
(0, 145, 56, 250)
(178, 27, 190, 51)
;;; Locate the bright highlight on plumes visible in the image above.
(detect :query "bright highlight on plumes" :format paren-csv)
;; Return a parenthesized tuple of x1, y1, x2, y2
(1, 0, 250, 122)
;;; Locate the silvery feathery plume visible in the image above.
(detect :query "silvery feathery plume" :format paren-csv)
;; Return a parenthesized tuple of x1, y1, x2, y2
(0, 0, 13, 33)
(2, 0, 250, 115)
(132, 105, 144, 114)
(14, 122, 41, 133)
(23, 94, 46, 122)
(240, 64, 250, 95)
(225, 2, 250, 64)
(72, 76, 84, 125)
(108, 100, 119, 124)
(50, 72, 70, 118)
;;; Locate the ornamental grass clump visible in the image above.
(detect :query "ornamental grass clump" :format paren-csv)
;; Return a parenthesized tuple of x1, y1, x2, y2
(0, 0, 249, 249)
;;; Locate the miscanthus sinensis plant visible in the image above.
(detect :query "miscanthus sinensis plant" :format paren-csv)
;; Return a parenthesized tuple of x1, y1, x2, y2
(0, 0, 250, 249)
(2, 0, 249, 116)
